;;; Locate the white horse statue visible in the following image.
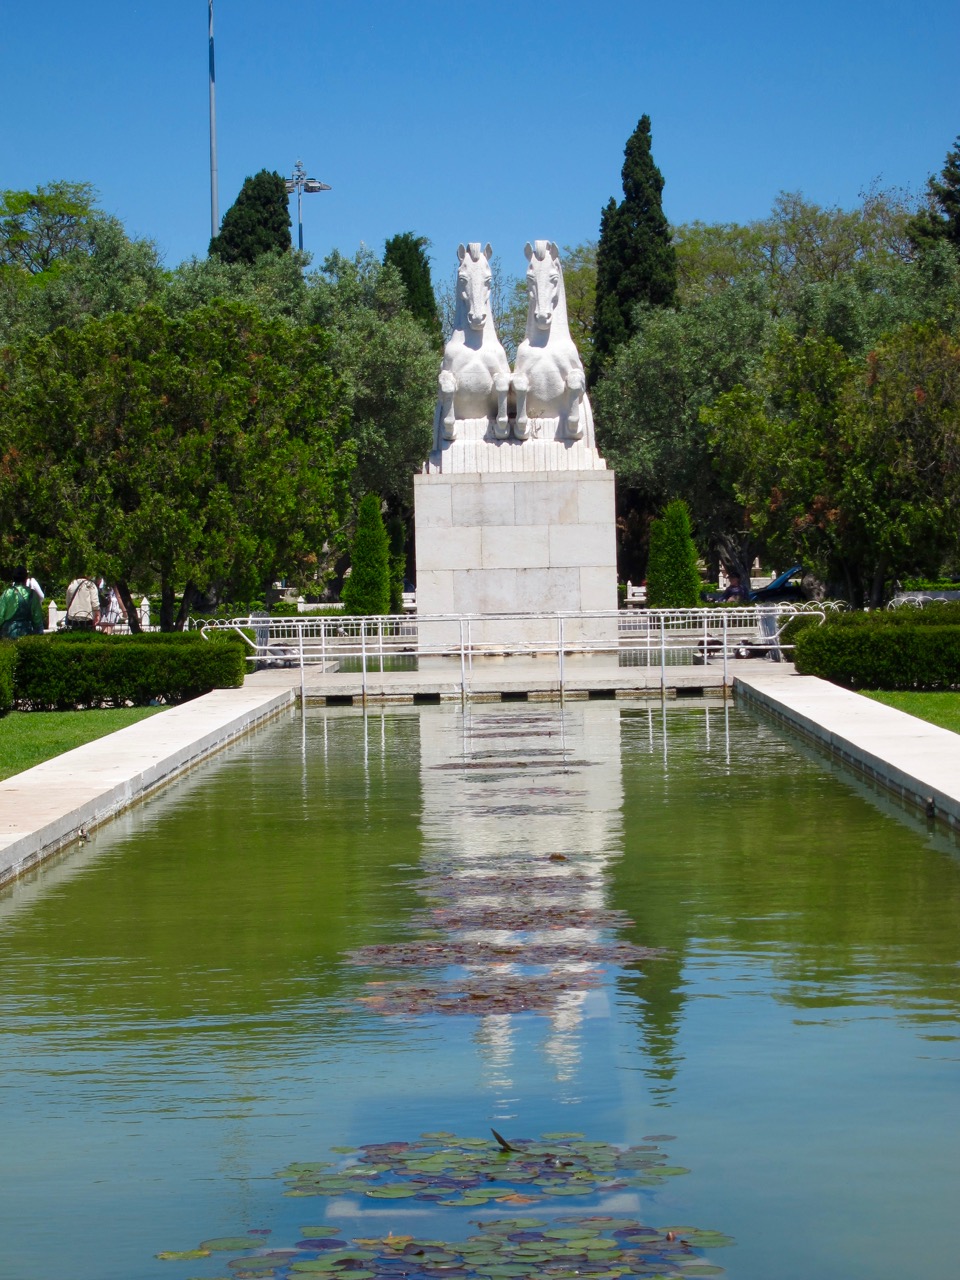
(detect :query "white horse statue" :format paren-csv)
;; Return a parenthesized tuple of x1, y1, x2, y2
(512, 240, 593, 443)
(435, 242, 511, 446)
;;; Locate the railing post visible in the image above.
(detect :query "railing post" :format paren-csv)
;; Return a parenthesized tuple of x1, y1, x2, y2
(321, 616, 326, 671)
(660, 612, 666, 691)
(299, 621, 305, 708)
(703, 609, 709, 666)
(378, 616, 384, 673)
(722, 610, 729, 688)
(360, 621, 367, 706)
(459, 617, 467, 704)
(558, 614, 565, 699)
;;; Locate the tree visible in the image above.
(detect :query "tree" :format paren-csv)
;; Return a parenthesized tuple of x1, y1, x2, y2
(593, 280, 771, 580)
(0, 183, 164, 346)
(308, 248, 435, 515)
(0, 302, 354, 628)
(909, 135, 960, 253)
(590, 115, 676, 383)
(673, 187, 916, 315)
(209, 170, 291, 265)
(646, 499, 701, 608)
(384, 232, 442, 350)
(703, 324, 960, 606)
(340, 494, 390, 615)
(0, 181, 100, 274)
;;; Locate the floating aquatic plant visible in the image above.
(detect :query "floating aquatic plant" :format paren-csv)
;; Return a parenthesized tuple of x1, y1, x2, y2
(274, 1131, 690, 1206)
(160, 1215, 733, 1280)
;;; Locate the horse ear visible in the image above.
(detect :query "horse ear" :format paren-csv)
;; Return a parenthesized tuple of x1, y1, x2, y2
(524, 242, 534, 262)
(457, 244, 467, 263)
(548, 241, 560, 261)
(484, 243, 493, 261)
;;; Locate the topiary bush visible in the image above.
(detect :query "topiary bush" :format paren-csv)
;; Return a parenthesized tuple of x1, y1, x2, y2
(341, 494, 391, 615)
(13, 635, 246, 710)
(794, 623, 960, 690)
(645, 498, 701, 608)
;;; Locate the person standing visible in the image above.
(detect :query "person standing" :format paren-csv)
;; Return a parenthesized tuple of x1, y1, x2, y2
(98, 584, 127, 633)
(0, 566, 45, 638)
(65, 576, 101, 631)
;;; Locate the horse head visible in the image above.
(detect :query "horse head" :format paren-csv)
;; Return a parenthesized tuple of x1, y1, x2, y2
(524, 240, 565, 335)
(456, 242, 494, 333)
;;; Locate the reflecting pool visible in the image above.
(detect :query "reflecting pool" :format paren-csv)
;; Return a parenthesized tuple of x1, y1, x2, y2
(1, 701, 959, 1280)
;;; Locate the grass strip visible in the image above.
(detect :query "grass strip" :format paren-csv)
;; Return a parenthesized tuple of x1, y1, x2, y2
(0, 707, 164, 780)
(861, 690, 960, 735)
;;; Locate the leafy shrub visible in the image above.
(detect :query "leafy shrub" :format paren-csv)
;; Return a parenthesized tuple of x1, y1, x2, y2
(14, 635, 246, 710)
(646, 499, 701, 609)
(794, 623, 960, 690)
(0, 643, 15, 713)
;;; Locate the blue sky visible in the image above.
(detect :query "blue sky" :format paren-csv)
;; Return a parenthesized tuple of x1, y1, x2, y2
(3, 1, 957, 283)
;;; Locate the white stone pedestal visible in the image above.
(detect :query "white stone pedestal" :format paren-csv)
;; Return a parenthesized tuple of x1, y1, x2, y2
(414, 470, 618, 649)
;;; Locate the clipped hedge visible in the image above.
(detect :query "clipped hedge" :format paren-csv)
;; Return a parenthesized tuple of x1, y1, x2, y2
(0, 643, 16, 714)
(13, 635, 246, 710)
(794, 623, 960, 690)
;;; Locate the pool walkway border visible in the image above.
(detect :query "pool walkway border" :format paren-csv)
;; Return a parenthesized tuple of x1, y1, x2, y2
(734, 669, 960, 832)
(2, 663, 960, 890)
(0, 673, 298, 890)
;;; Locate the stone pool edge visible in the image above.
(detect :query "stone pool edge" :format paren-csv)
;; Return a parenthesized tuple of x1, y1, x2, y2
(735, 670, 960, 831)
(0, 679, 297, 889)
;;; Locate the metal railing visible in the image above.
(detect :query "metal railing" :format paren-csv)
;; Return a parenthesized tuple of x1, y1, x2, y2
(201, 604, 824, 700)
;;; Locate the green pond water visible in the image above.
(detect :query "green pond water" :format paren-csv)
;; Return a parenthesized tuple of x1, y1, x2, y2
(1, 700, 959, 1280)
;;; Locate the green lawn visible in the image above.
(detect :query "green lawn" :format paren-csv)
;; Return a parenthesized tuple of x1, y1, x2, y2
(0, 707, 164, 780)
(861, 691, 960, 735)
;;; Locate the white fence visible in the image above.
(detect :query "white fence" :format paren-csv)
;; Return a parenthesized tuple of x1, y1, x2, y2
(202, 603, 825, 696)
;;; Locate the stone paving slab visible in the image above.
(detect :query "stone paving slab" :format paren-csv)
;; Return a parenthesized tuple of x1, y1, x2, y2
(0, 679, 296, 889)
(735, 669, 960, 830)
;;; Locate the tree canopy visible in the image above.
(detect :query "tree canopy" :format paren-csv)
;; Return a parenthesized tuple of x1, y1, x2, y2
(0, 301, 354, 627)
(209, 170, 292, 265)
(909, 135, 960, 253)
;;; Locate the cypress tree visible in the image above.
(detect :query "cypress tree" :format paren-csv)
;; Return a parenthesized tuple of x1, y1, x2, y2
(341, 494, 391, 615)
(384, 232, 443, 350)
(590, 116, 676, 384)
(645, 499, 701, 608)
(209, 170, 291, 265)
(908, 135, 960, 253)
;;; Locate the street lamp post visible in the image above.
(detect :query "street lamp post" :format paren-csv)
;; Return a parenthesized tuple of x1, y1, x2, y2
(285, 160, 331, 252)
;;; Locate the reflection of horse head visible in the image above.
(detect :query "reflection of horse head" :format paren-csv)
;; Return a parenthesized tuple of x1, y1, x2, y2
(435, 243, 511, 444)
(512, 241, 592, 443)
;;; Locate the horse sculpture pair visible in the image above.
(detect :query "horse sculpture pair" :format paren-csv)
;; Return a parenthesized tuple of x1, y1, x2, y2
(435, 240, 594, 450)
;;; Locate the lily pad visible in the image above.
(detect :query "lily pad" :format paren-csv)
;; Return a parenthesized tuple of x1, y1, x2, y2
(201, 1238, 264, 1251)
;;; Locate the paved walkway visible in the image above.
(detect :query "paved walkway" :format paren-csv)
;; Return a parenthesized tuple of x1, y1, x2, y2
(734, 669, 960, 832)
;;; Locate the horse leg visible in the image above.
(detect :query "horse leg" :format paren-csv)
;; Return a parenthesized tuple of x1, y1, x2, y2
(512, 373, 530, 440)
(439, 369, 457, 441)
(565, 369, 585, 439)
(494, 372, 510, 438)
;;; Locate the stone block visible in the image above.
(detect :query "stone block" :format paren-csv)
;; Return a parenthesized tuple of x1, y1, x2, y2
(549, 523, 617, 569)
(416, 569, 455, 615)
(514, 475, 580, 525)
(413, 476, 453, 527)
(481, 524, 550, 569)
(416, 525, 482, 572)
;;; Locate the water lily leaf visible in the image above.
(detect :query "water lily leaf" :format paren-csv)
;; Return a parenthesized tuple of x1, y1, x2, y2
(365, 1185, 421, 1198)
(201, 1238, 262, 1251)
(156, 1249, 211, 1261)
